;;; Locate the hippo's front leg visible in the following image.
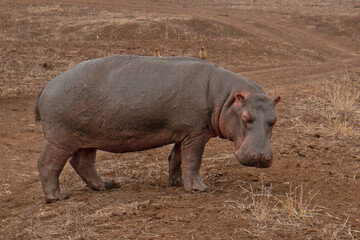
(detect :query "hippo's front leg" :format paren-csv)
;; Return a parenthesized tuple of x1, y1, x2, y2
(181, 134, 210, 192)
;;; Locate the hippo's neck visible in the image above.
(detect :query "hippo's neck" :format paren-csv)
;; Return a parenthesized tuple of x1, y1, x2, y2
(208, 67, 264, 139)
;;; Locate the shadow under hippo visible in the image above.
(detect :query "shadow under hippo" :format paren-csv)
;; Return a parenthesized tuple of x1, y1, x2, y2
(35, 55, 280, 203)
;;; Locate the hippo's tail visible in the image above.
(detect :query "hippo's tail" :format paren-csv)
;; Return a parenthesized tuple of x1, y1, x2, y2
(35, 87, 44, 122)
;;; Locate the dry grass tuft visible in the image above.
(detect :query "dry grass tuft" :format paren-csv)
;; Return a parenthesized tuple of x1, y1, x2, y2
(238, 177, 275, 223)
(275, 184, 319, 221)
(323, 68, 360, 138)
(236, 178, 358, 238)
(289, 68, 360, 140)
(239, 178, 319, 225)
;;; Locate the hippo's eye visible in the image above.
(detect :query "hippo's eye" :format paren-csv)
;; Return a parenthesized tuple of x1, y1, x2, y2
(241, 113, 253, 123)
(241, 114, 247, 122)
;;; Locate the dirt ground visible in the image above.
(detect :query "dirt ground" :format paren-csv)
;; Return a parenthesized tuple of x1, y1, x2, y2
(1, 0, 360, 239)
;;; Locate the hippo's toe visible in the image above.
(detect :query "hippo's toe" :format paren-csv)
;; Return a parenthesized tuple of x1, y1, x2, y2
(45, 192, 70, 204)
(169, 173, 183, 187)
(104, 180, 120, 189)
(183, 173, 210, 192)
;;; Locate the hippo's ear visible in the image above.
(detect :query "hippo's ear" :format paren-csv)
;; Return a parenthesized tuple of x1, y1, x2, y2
(234, 93, 246, 106)
(274, 96, 281, 106)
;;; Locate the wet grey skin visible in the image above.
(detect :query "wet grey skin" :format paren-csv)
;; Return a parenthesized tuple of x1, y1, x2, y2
(35, 55, 280, 203)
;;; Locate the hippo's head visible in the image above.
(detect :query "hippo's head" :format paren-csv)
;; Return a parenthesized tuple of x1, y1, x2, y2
(219, 92, 281, 168)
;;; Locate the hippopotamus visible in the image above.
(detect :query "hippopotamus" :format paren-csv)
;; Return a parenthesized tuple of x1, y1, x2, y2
(35, 55, 280, 203)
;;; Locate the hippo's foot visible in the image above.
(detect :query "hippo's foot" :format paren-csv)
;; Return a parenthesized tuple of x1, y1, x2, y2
(89, 180, 120, 191)
(45, 192, 70, 204)
(169, 173, 183, 187)
(183, 173, 209, 192)
(104, 180, 120, 189)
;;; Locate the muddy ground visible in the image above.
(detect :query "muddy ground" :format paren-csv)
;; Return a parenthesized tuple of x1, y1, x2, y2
(0, 0, 360, 239)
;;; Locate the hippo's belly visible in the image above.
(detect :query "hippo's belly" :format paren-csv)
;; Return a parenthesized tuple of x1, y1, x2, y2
(42, 110, 188, 152)
(88, 129, 176, 153)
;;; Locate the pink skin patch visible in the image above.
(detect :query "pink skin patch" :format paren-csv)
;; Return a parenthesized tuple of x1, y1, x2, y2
(235, 138, 246, 157)
(234, 91, 251, 107)
(241, 111, 251, 122)
(234, 131, 248, 157)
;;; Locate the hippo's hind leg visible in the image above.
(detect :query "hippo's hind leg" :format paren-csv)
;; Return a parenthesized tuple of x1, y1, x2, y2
(38, 142, 75, 203)
(69, 148, 119, 191)
(168, 143, 183, 186)
(181, 134, 210, 192)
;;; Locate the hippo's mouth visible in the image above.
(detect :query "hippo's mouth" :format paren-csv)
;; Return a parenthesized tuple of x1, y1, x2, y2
(235, 137, 272, 168)
(237, 157, 273, 168)
(234, 144, 273, 168)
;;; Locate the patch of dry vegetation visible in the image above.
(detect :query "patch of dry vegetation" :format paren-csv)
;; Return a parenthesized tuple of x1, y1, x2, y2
(239, 178, 319, 227)
(234, 176, 358, 239)
(289, 69, 360, 140)
(323, 68, 360, 138)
